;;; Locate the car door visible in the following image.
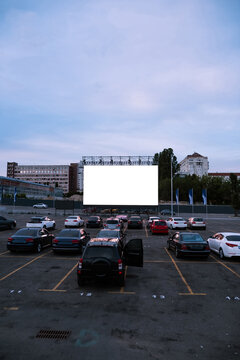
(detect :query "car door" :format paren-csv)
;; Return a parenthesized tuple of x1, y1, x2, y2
(124, 238, 143, 267)
(214, 234, 224, 253)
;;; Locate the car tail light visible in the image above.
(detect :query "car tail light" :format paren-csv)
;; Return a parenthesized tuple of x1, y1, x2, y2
(8, 237, 13, 242)
(174, 222, 178, 224)
(118, 259, 123, 275)
(184, 222, 187, 224)
(138, 221, 141, 224)
(205, 244, 210, 250)
(77, 258, 83, 274)
(73, 220, 77, 222)
(192, 221, 196, 224)
(226, 242, 238, 248)
(72, 239, 79, 244)
(53, 238, 59, 244)
(65, 220, 68, 222)
(26, 238, 34, 243)
(181, 244, 188, 250)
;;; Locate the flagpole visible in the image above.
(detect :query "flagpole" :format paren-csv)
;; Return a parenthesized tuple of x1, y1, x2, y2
(171, 156, 173, 216)
(192, 188, 194, 216)
(206, 188, 208, 219)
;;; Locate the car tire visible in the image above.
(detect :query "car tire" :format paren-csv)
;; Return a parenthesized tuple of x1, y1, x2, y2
(37, 243, 42, 253)
(219, 248, 225, 260)
(52, 224, 55, 230)
(175, 247, 181, 258)
(78, 277, 85, 286)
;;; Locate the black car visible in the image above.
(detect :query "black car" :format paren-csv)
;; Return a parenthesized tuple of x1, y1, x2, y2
(128, 216, 143, 229)
(160, 209, 175, 216)
(167, 232, 210, 258)
(77, 237, 143, 286)
(0, 216, 16, 230)
(7, 227, 54, 253)
(86, 216, 103, 228)
(52, 229, 90, 253)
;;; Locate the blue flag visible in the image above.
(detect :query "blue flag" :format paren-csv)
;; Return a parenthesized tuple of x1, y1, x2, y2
(176, 188, 179, 204)
(202, 189, 207, 205)
(188, 188, 193, 205)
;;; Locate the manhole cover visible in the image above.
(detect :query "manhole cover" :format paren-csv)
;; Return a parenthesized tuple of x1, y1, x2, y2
(36, 330, 71, 340)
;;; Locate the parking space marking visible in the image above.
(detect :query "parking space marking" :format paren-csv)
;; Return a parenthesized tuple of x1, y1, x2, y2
(144, 224, 149, 238)
(210, 255, 240, 279)
(3, 307, 19, 311)
(0, 251, 51, 282)
(165, 248, 206, 296)
(0, 251, 9, 256)
(39, 263, 78, 292)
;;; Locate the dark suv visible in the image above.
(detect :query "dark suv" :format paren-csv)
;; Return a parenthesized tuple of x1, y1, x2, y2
(77, 237, 143, 286)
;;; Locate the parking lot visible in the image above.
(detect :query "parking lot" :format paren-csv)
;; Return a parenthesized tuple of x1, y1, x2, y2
(0, 208, 240, 360)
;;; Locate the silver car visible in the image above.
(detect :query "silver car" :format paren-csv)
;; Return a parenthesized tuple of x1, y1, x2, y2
(187, 217, 206, 230)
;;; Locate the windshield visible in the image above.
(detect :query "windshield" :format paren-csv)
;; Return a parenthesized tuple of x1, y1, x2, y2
(84, 246, 117, 259)
(58, 230, 80, 237)
(15, 229, 38, 236)
(226, 235, 240, 242)
(97, 230, 120, 238)
(154, 221, 166, 226)
(180, 234, 204, 242)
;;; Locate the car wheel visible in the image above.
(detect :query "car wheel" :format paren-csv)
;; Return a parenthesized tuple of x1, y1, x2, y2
(219, 248, 225, 260)
(37, 243, 42, 253)
(52, 224, 55, 230)
(175, 247, 181, 258)
(78, 277, 85, 286)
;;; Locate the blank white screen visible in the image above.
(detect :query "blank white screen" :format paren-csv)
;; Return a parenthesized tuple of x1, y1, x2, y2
(83, 165, 158, 206)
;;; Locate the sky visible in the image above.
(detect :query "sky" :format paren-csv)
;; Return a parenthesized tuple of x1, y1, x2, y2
(0, 0, 240, 176)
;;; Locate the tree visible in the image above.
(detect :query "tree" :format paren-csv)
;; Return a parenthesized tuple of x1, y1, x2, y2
(229, 173, 240, 216)
(158, 148, 179, 180)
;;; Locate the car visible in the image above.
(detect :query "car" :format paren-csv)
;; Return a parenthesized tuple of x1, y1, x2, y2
(166, 217, 187, 230)
(160, 209, 175, 216)
(103, 217, 124, 231)
(147, 216, 161, 228)
(52, 229, 90, 253)
(128, 216, 143, 229)
(86, 216, 103, 228)
(167, 232, 210, 258)
(150, 220, 168, 235)
(0, 216, 16, 230)
(77, 237, 143, 286)
(7, 227, 54, 253)
(207, 232, 240, 259)
(64, 216, 84, 228)
(33, 203, 48, 209)
(26, 216, 56, 230)
(96, 228, 126, 247)
(187, 217, 206, 230)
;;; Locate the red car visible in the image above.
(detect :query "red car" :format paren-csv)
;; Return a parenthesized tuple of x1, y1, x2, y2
(150, 220, 168, 235)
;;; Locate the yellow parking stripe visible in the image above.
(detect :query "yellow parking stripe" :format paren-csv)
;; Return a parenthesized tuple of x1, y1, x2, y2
(0, 251, 51, 281)
(210, 255, 240, 279)
(3, 307, 19, 311)
(39, 263, 78, 292)
(165, 248, 206, 296)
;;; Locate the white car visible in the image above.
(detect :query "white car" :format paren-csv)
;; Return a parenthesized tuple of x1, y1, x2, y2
(26, 216, 55, 230)
(64, 216, 84, 228)
(166, 217, 187, 230)
(207, 232, 240, 259)
(187, 217, 206, 230)
(33, 203, 48, 209)
(147, 216, 161, 228)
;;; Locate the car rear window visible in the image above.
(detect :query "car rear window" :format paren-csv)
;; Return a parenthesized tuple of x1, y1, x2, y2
(130, 217, 141, 221)
(107, 220, 118, 224)
(154, 221, 166, 226)
(16, 229, 38, 236)
(84, 247, 118, 259)
(226, 235, 240, 242)
(88, 217, 98, 221)
(180, 234, 204, 242)
(67, 216, 78, 220)
(97, 230, 119, 238)
(193, 218, 204, 222)
(58, 230, 80, 237)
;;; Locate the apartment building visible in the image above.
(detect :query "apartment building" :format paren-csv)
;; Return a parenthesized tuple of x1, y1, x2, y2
(7, 162, 78, 194)
(179, 152, 209, 177)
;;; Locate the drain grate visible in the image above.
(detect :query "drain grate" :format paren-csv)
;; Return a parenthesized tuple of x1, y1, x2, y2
(36, 329, 71, 340)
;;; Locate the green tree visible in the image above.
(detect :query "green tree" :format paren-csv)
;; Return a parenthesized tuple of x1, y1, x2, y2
(229, 173, 240, 216)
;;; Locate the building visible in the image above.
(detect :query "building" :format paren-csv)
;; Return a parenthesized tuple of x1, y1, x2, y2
(0, 176, 62, 200)
(7, 162, 78, 195)
(77, 156, 154, 192)
(178, 152, 209, 177)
